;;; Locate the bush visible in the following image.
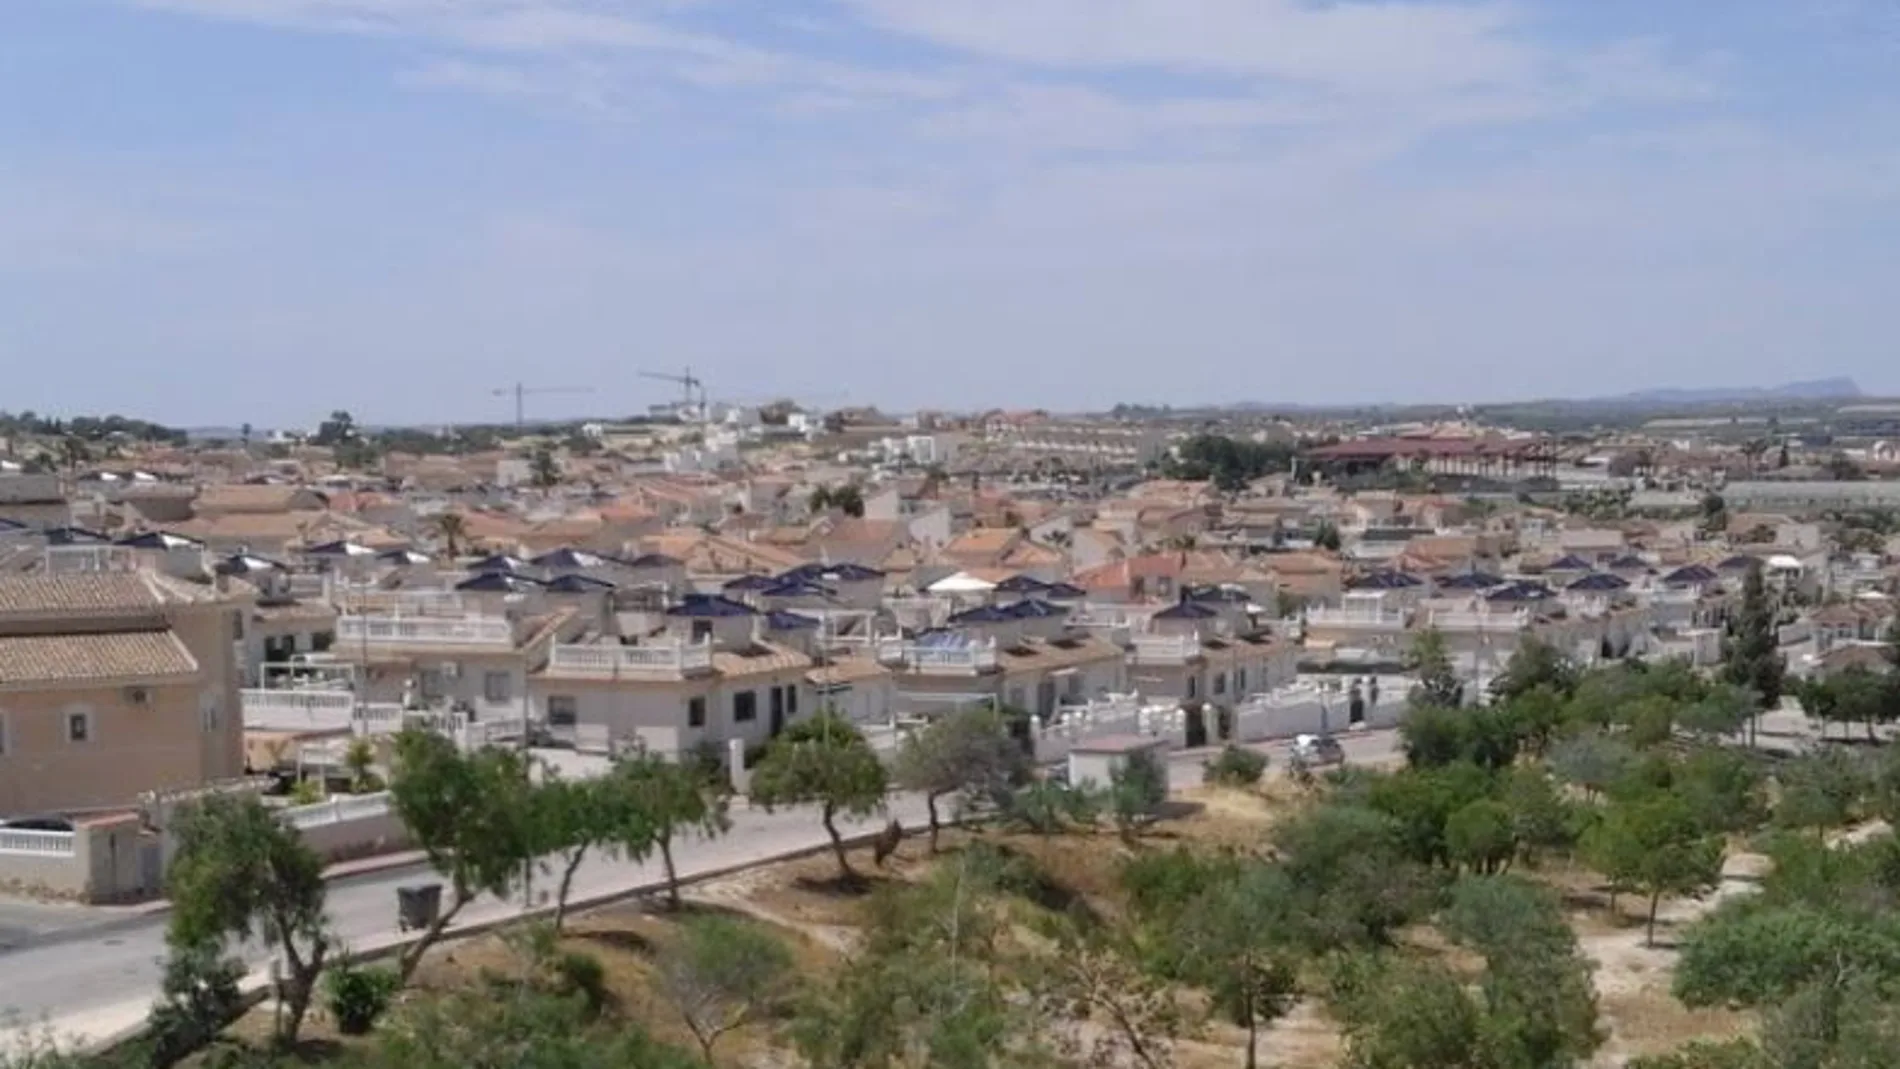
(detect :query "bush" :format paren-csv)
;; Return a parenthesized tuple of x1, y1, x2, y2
(325, 964, 400, 1035)
(1203, 744, 1268, 788)
(552, 950, 609, 1019)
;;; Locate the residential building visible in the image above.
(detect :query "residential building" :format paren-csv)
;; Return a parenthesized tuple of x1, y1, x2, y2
(0, 572, 245, 816)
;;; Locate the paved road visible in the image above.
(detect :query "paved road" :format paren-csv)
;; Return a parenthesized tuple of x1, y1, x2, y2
(0, 729, 1407, 1047)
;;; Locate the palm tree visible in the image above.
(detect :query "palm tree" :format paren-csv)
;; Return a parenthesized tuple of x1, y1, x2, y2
(432, 511, 469, 559)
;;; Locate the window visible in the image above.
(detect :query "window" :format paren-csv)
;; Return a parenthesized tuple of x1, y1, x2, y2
(484, 671, 513, 704)
(312, 631, 335, 653)
(691, 620, 714, 642)
(548, 696, 578, 727)
(687, 696, 707, 728)
(201, 699, 221, 733)
(1186, 675, 1199, 700)
(1213, 672, 1227, 697)
(1236, 668, 1248, 694)
(230, 610, 245, 640)
(786, 685, 798, 716)
(769, 686, 784, 722)
(419, 668, 445, 700)
(67, 711, 92, 743)
(733, 690, 757, 723)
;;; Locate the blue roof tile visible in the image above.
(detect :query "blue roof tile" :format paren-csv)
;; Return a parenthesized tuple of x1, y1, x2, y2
(1154, 600, 1219, 620)
(948, 604, 1018, 625)
(456, 572, 546, 593)
(1566, 572, 1630, 592)
(666, 594, 757, 618)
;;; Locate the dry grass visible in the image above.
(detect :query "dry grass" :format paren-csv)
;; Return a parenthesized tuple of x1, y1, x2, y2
(212, 798, 1761, 1068)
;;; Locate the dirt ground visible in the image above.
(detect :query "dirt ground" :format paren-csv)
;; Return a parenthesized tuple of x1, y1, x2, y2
(218, 786, 1762, 1067)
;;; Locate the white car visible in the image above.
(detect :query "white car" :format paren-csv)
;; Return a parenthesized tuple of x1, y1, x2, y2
(1290, 734, 1345, 765)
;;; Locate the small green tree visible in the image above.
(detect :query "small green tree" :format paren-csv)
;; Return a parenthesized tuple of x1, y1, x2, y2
(1583, 792, 1725, 945)
(389, 729, 539, 981)
(750, 713, 889, 881)
(1174, 867, 1301, 1069)
(165, 794, 331, 1047)
(1406, 628, 1463, 708)
(612, 751, 731, 909)
(1108, 749, 1169, 839)
(1203, 743, 1268, 788)
(145, 943, 247, 1068)
(1445, 798, 1516, 875)
(1774, 746, 1870, 837)
(893, 706, 1029, 851)
(657, 914, 795, 1064)
(533, 771, 636, 933)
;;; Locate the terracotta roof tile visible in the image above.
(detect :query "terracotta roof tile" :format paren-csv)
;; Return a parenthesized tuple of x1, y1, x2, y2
(0, 629, 199, 684)
(0, 573, 206, 618)
(713, 641, 812, 679)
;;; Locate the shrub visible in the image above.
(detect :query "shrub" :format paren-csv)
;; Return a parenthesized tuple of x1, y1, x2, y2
(325, 964, 400, 1035)
(1203, 744, 1268, 788)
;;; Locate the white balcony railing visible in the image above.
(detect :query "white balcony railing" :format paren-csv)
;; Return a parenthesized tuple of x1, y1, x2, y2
(242, 688, 355, 730)
(1643, 588, 1702, 607)
(0, 827, 78, 857)
(336, 613, 514, 647)
(547, 641, 716, 676)
(281, 792, 392, 830)
(1130, 633, 1203, 664)
(1303, 607, 1411, 630)
(876, 637, 999, 673)
(1426, 609, 1532, 632)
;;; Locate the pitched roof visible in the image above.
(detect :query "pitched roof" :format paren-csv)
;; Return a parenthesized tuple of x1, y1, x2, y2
(0, 573, 212, 619)
(666, 594, 757, 618)
(1566, 572, 1631, 592)
(0, 629, 199, 684)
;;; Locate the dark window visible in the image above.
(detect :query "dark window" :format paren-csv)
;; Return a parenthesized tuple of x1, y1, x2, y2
(733, 691, 757, 723)
(1213, 672, 1227, 696)
(691, 620, 713, 642)
(1236, 668, 1248, 693)
(770, 686, 784, 721)
(547, 696, 577, 727)
(786, 685, 798, 716)
(1186, 675, 1199, 700)
(687, 697, 707, 728)
(311, 631, 335, 652)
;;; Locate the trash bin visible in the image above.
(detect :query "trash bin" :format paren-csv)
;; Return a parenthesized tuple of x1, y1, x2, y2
(397, 883, 442, 932)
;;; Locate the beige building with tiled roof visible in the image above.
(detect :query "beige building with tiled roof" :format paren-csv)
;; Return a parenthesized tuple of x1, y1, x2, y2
(0, 572, 245, 816)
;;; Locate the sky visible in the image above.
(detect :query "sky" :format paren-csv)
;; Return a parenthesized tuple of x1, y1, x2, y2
(2, 0, 1898, 428)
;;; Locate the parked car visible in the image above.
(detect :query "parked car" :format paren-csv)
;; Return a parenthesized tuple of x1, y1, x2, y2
(1290, 734, 1345, 766)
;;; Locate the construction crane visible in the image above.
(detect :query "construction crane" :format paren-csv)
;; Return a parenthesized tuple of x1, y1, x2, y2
(491, 382, 595, 432)
(639, 367, 706, 421)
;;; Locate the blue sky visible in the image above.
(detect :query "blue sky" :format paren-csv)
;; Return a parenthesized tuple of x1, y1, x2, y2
(2, 0, 1897, 427)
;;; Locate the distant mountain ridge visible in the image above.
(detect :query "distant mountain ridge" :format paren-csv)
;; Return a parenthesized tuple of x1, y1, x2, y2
(1600, 378, 1862, 405)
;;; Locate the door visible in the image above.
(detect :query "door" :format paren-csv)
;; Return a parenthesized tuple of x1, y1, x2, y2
(769, 686, 786, 737)
(138, 840, 164, 897)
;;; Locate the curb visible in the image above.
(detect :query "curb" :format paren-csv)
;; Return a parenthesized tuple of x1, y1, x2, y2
(77, 815, 930, 1057)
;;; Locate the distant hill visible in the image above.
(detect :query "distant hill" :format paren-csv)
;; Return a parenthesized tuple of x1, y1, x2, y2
(1601, 378, 1862, 406)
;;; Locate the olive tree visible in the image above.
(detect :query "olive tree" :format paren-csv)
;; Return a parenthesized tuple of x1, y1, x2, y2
(165, 793, 331, 1047)
(751, 714, 888, 881)
(893, 706, 1028, 851)
(389, 729, 540, 981)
